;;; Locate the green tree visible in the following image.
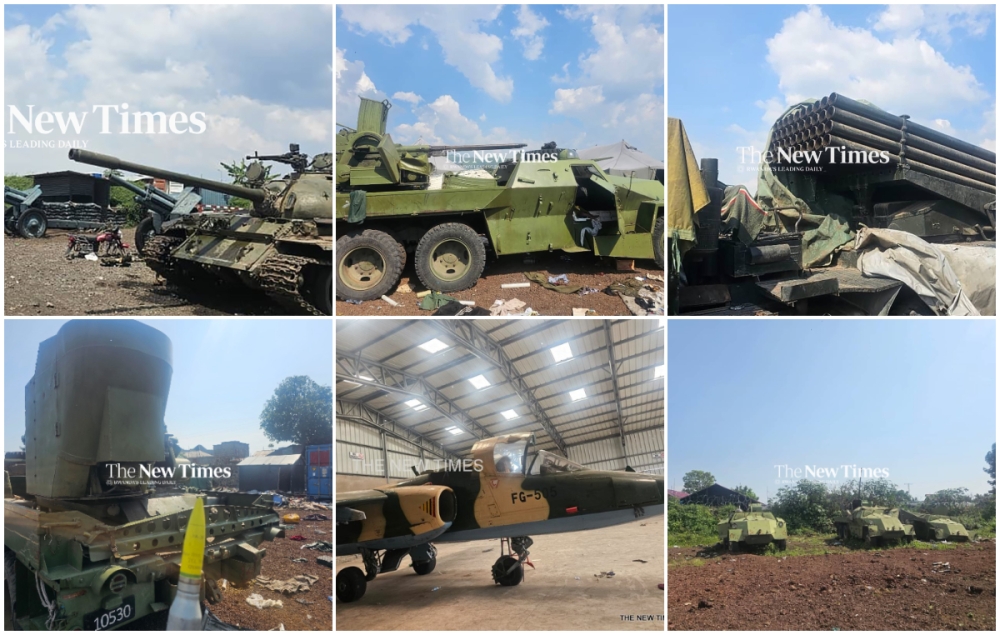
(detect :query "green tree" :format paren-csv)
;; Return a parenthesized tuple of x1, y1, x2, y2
(771, 479, 836, 532)
(259, 376, 332, 446)
(733, 485, 757, 501)
(5, 175, 34, 191)
(221, 159, 272, 186)
(986, 443, 996, 495)
(682, 470, 716, 494)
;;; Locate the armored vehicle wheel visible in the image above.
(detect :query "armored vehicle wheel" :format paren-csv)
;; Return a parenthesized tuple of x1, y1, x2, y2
(415, 223, 486, 293)
(135, 217, 157, 255)
(337, 230, 404, 302)
(653, 216, 664, 269)
(17, 208, 47, 238)
(775, 539, 787, 551)
(413, 557, 436, 575)
(492, 555, 523, 586)
(337, 566, 368, 602)
(728, 540, 738, 554)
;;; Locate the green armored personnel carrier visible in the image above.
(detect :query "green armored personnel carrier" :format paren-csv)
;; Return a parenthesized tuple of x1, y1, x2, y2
(718, 503, 787, 552)
(898, 509, 972, 542)
(69, 145, 333, 315)
(4, 320, 283, 630)
(336, 97, 665, 301)
(834, 500, 915, 546)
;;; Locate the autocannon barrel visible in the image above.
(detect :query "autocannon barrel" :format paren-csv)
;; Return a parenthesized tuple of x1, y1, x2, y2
(69, 149, 266, 203)
(397, 143, 527, 157)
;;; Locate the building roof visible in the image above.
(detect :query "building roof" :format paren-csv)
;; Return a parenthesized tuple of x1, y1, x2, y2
(336, 320, 663, 473)
(681, 483, 759, 506)
(667, 489, 689, 499)
(181, 450, 212, 459)
(29, 170, 105, 180)
(237, 454, 302, 466)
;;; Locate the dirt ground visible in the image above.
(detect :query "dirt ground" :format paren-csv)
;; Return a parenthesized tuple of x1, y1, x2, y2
(667, 540, 995, 630)
(210, 510, 333, 631)
(4, 231, 292, 316)
(336, 252, 663, 317)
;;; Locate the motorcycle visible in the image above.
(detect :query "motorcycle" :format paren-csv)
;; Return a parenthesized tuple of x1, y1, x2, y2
(65, 226, 132, 263)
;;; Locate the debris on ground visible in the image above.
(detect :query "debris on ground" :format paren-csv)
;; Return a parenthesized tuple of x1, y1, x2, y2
(246, 593, 284, 609)
(288, 535, 306, 541)
(419, 290, 460, 310)
(295, 598, 316, 606)
(633, 559, 649, 563)
(381, 295, 399, 307)
(301, 541, 333, 552)
(501, 282, 530, 289)
(432, 587, 441, 592)
(316, 556, 333, 568)
(525, 271, 584, 293)
(490, 298, 527, 316)
(931, 561, 952, 573)
(291, 558, 308, 563)
(572, 308, 597, 316)
(594, 571, 616, 578)
(302, 514, 329, 521)
(255, 574, 319, 595)
(282, 514, 300, 524)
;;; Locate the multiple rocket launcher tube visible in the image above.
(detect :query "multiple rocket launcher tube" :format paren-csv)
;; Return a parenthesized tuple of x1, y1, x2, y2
(768, 92, 997, 194)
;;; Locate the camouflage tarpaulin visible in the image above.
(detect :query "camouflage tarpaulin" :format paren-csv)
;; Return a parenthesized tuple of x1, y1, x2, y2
(756, 100, 854, 267)
(667, 118, 708, 256)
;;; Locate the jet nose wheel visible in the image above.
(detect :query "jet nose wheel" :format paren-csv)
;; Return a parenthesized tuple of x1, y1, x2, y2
(337, 566, 368, 602)
(492, 555, 524, 586)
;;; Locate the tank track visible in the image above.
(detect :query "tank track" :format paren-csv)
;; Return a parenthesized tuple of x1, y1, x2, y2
(257, 253, 328, 316)
(143, 234, 185, 281)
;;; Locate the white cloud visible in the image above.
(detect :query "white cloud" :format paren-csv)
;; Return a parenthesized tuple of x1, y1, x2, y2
(873, 5, 993, 46)
(765, 6, 987, 123)
(479, 113, 487, 122)
(392, 91, 422, 105)
(547, 6, 664, 157)
(5, 5, 332, 176)
(511, 5, 549, 60)
(978, 103, 996, 151)
(339, 6, 514, 102)
(393, 95, 512, 147)
(550, 86, 605, 115)
(336, 48, 385, 126)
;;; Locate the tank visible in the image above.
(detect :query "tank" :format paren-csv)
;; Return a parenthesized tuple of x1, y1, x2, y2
(69, 145, 333, 315)
(4, 320, 283, 630)
(717, 503, 787, 552)
(335, 97, 665, 302)
(898, 509, 972, 542)
(834, 500, 915, 546)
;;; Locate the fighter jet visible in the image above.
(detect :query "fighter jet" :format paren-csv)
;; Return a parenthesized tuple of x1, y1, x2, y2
(336, 433, 664, 602)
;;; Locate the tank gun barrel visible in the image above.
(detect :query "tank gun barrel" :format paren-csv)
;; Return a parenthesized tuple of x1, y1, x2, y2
(69, 149, 266, 203)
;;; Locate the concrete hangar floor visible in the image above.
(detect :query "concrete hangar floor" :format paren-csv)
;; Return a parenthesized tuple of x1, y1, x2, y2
(335, 318, 665, 629)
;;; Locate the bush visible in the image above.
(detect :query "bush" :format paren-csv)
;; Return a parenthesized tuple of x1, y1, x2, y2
(5, 175, 34, 191)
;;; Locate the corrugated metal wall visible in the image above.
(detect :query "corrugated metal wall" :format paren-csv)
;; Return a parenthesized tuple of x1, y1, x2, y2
(567, 428, 663, 475)
(336, 417, 447, 478)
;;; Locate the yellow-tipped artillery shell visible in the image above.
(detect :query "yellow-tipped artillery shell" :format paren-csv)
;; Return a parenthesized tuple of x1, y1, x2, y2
(179, 498, 206, 579)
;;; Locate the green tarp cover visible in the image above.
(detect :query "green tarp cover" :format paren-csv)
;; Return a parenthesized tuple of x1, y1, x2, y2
(347, 190, 367, 223)
(667, 118, 708, 254)
(755, 101, 854, 267)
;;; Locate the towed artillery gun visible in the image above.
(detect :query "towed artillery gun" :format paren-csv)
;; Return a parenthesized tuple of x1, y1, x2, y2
(717, 503, 787, 552)
(336, 97, 665, 302)
(69, 145, 333, 315)
(4, 184, 48, 238)
(106, 174, 203, 254)
(898, 509, 972, 542)
(4, 320, 282, 630)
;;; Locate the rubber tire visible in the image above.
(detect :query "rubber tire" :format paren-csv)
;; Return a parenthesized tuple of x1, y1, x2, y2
(135, 217, 156, 255)
(307, 265, 333, 316)
(776, 539, 787, 551)
(653, 215, 664, 270)
(412, 557, 436, 576)
(17, 208, 47, 238)
(492, 556, 523, 587)
(336, 566, 367, 603)
(336, 229, 404, 302)
(414, 223, 486, 293)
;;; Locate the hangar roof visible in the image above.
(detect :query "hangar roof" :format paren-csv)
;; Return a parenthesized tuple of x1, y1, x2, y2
(335, 319, 664, 456)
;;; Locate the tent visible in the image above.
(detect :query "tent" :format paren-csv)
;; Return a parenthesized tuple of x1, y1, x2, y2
(577, 140, 664, 182)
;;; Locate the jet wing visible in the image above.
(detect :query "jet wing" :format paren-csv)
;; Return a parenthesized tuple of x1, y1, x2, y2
(336, 489, 388, 524)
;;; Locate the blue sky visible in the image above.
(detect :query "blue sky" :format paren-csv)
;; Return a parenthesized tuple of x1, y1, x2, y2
(4, 319, 332, 455)
(337, 5, 664, 158)
(668, 320, 996, 501)
(5, 4, 332, 177)
(668, 4, 996, 190)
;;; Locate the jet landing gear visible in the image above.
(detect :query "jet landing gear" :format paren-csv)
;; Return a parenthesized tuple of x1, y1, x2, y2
(337, 545, 439, 603)
(492, 536, 534, 587)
